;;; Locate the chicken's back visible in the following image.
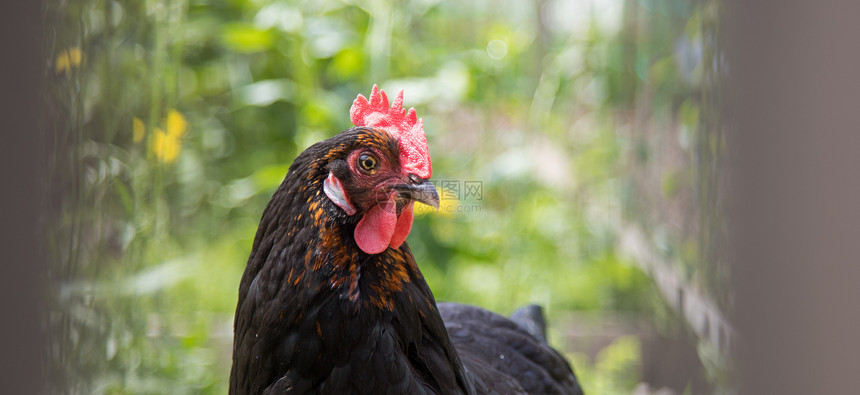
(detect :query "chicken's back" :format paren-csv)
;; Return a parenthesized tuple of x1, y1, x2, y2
(438, 303, 584, 395)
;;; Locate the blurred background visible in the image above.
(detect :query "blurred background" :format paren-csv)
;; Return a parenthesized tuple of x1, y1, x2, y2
(42, 0, 729, 393)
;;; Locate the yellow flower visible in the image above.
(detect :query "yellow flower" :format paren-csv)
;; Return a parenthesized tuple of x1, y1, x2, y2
(165, 109, 188, 138)
(146, 110, 189, 163)
(55, 47, 83, 74)
(152, 128, 180, 163)
(133, 117, 146, 143)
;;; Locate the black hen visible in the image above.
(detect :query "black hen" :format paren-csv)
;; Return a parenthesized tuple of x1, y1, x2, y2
(229, 87, 583, 394)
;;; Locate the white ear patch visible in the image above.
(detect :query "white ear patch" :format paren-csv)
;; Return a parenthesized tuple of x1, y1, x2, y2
(323, 172, 357, 215)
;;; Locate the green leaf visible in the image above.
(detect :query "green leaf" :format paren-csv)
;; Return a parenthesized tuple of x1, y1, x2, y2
(220, 23, 274, 53)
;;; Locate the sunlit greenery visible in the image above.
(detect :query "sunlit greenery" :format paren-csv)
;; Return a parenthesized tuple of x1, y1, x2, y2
(44, 0, 726, 393)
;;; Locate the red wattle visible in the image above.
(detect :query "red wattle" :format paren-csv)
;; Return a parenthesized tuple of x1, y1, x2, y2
(354, 200, 416, 254)
(354, 200, 397, 254)
(388, 202, 414, 249)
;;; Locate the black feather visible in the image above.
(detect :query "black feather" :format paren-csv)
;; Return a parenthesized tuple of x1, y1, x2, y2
(511, 304, 549, 343)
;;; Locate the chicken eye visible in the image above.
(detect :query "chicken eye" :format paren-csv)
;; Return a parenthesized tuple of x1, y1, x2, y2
(357, 153, 378, 174)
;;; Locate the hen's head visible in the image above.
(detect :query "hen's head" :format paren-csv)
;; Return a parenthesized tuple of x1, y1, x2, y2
(317, 86, 438, 255)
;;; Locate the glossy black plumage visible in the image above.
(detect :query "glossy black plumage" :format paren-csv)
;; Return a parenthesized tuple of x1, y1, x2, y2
(230, 127, 583, 394)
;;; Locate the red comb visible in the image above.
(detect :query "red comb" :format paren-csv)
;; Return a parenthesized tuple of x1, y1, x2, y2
(350, 85, 432, 179)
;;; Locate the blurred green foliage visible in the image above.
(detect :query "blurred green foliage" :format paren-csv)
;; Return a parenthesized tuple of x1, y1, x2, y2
(44, 0, 725, 393)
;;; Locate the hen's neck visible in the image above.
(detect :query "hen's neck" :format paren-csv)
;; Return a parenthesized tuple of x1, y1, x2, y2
(248, 161, 421, 313)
